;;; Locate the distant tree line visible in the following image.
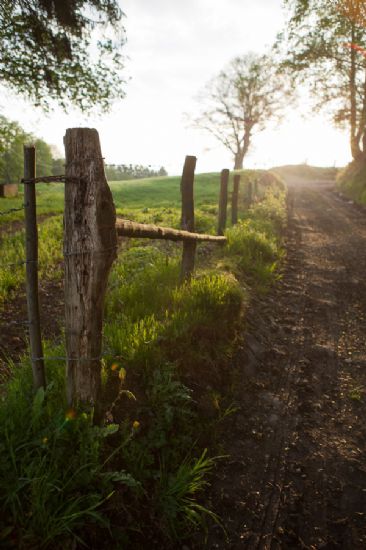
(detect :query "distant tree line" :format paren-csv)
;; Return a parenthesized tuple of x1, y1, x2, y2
(0, 115, 168, 185)
(0, 115, 64, 185)
(104, 164, 168, 181)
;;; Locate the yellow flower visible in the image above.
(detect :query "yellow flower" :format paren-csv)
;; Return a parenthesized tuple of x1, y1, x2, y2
(42, 437, 48, 444)
(118, 367, 127, 381)
(132, 420, 140, 430)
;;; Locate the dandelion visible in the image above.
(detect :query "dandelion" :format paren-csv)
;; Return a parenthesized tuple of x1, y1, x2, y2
(132, 420, 140, 430)
(42, 437, 48, 444)
(118, 367, 127, 381)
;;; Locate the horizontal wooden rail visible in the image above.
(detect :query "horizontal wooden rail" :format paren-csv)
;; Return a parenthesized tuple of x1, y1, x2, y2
(116, 218, 227, 243)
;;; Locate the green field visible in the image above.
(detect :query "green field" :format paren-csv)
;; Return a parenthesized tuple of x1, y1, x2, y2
(0, 170, 258, 227)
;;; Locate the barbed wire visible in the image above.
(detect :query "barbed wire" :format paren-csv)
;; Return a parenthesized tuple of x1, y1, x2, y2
(0, 204, 27, 216)
(8, 320, 31, 326)
(0, 259, 35, 269)
(21, 175, 84, 185)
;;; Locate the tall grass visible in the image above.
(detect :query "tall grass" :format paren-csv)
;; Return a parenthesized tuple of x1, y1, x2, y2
(0, 216, 63, 305)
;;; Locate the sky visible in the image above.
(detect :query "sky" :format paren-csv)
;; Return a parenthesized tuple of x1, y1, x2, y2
(1, 0, 352, 175)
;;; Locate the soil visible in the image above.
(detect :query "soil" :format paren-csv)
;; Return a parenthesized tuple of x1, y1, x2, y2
(0, 213, 56, 242)
(198, 179, 366, 549)
(0, 277, 64, 375)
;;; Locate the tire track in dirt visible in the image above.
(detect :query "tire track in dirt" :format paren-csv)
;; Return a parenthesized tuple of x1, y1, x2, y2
(200, 180, 366, 549)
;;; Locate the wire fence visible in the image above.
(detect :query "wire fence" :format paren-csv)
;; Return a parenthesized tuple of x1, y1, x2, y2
(1, 137, 265, 399)
(0, 204, 27, 216)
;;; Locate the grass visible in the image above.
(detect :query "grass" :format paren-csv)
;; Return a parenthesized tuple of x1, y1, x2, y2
(0, 215, 63, 305)
(336, 158, 366, 204)
(0, 184, 65, 226)
(271, 164, 339, 182)
(0, 169, 287, 547)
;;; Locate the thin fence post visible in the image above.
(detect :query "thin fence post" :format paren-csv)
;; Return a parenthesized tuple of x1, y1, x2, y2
(253, 180, 258, 201)
(247, 180, 253, 206)
(231, 174, 240, 225)
(24, 145, 46, 391)
(218, 169, 229, 236)
(180, 155, 197, 282)
(64, 128, 117, 411)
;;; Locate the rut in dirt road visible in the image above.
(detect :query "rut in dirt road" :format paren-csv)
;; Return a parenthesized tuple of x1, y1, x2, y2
(203, 180, 366, 549)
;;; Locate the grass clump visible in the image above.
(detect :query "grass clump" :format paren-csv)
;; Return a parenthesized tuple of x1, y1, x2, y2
(0, 354, 141, 549)
(336, 158, 366, 204)
(223, 188, 286, 288)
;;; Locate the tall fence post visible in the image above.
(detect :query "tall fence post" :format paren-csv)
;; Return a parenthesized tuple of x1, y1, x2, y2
(253, 179, 258, 201)
(180, 155, 197, 282)
(64, 128, 117, 411)
(218, 169, 229, 236)
(247, 180, 253, 206)
(231, 174, 240, 225)
(24, 146, 46, 391)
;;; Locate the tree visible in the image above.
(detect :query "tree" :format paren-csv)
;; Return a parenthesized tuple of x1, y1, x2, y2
(192, 53, 292, 169)
(279, 0, 366, 160)
(104, 163, 168, 181)
(0, 115, 62, 183)
(0, 0, 125, 111)
(34, 138, 53, 176)
(0, 116, 29, 184)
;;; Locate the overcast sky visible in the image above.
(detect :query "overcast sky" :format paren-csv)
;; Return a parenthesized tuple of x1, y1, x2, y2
(1, 0, 352, 174)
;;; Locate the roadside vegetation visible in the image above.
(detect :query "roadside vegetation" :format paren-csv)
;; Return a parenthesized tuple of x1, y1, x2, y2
(336, 159, 366, 204)
(272, 164, 338, 183)
(0, 170, 287, 547)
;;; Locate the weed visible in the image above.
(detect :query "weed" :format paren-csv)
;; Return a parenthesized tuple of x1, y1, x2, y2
(158, 449, 221, 539)
(348, 385, 364, 401)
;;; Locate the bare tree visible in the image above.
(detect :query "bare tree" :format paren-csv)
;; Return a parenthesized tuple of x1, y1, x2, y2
(192, 53, 292, 169)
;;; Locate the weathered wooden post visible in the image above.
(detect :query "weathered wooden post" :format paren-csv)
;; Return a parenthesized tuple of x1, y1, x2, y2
(180, 155, 197, 282)
(64, 128, 117, 410)
(253, 179, 258, 201)
(247, 180, 253, 206)
(218, 169, 229, 236)
(24, 146, 46, 391)
(231, 174, 240, 225)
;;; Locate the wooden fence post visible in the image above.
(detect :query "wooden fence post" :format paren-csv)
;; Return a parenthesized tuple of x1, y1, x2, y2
(64, 128, 117, 411)
(231, 174, 240, 225)
(218, 169, 229, 236)
(180, 155, 197, 282)
(253, 180, 258, 201)
(24, 146, 46, 391)
(247, 180, 253, 206)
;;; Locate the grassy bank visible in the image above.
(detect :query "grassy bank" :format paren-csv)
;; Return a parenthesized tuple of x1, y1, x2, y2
(336, 159, 366, 204)
(272, 164, 338, 183)
(0, 171, 287, 548)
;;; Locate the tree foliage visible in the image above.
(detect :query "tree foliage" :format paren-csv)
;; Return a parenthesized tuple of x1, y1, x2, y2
(0, 115, 55, 184)
(0, 0, 125, 111)
(105, 163, 168, 181)
(192, 53, 292, 169)
(279, 0, 366, 160)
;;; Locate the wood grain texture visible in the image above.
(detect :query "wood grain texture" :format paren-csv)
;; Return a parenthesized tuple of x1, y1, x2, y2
(64, 128, 117, 409)
(180, 155, 197, 282)
(116, 218, 226, 243)
(231, 174, 240, 225)
(24, 146, 46, 390)
(218, 169, 229, 236)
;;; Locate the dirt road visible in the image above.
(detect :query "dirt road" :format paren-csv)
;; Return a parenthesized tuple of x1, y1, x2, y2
(204, 180, 366, 549)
